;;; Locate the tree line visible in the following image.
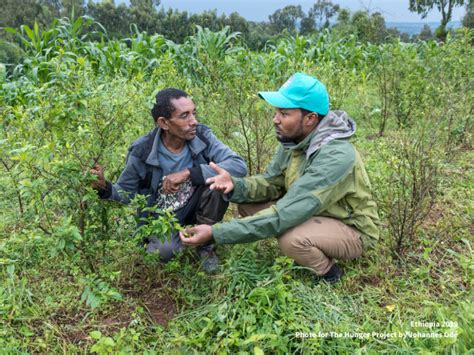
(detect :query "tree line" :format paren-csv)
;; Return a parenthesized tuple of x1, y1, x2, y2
(0, 0, 472, 59)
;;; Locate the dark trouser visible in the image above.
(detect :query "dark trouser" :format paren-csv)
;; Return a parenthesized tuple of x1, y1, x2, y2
(145, 185, 229, 261)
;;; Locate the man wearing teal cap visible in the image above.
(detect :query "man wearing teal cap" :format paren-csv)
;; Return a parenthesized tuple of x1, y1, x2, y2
(180, 73, 380, 283)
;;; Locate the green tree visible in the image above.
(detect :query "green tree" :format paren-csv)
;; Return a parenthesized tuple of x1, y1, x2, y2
(225, 12, 250, 37)
(301, 1, 340, 34)
(155, 8, 190, 42)
(332, 9, 391, 43)
(300, 16, 316, 34)
(246, 21, 273, 50)
(0, 0, 52, 31)
(409, 0, 466, 40)
(130, 0, 160, 9)
(86, 1, 132, 38)
(312, 0, 340, 30)
(331, 8, 353, 38)
(462, 1, 474, 28)
(269, 5, 304, 34)
(419, 23, 434, 40)
(189, 10, 221, 32)
(386, 27, 408, 42)
(129, 0, 162, 33)
(60, 0, 85, 18)
(0, 40, 24, 69)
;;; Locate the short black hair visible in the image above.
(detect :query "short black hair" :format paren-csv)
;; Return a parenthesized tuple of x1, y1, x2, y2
(300, 108, 325, 121)
(151, 88, 188, 121)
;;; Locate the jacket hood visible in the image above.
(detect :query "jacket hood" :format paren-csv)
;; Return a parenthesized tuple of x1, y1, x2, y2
(306, 110, 356, 158)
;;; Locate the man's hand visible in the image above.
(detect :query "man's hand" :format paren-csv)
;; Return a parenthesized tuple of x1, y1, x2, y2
(90, 164, 106, 190)
(162, 169, 190, 194)
(180, 225, 213, 246)
(206, 162, 234, 194)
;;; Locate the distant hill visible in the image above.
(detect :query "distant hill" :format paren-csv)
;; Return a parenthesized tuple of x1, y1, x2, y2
(386, 21, 462, 35)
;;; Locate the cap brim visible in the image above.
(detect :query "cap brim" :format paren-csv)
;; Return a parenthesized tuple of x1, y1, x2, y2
(258, 91, 298, 109)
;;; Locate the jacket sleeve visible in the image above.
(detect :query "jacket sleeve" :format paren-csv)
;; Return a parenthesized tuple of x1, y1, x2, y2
(188, 128, 248, 185)
(98, 152, 145, 205)
(229, 145, 288, 203)
(212, 141, 356, 244)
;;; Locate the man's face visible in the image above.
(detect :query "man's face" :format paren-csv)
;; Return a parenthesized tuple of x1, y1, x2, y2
(272, 108, 306, 143)
(160, 96, 198, 141)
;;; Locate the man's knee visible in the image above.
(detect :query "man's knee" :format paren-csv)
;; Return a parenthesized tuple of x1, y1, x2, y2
(277, 229, 332, 275)
(201, 187, 228, 206)
(237, 203, 253, 217)
(277, 230, 306, 257)
(278, 217, 364, 261)
(238, 201, 276, 217)
(197, 186, 229, 224)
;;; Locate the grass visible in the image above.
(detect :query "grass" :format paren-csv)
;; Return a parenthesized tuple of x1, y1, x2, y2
(1, 100, 473, 352)
(1, 149, 472, 352)
(1, 120, 472, 353)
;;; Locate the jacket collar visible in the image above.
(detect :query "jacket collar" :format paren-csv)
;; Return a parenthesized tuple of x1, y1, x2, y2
(145, 127, 207, 167)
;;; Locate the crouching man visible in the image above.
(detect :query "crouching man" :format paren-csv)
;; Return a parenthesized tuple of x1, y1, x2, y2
(180, 73, 379, 283)
(91, 88, 247, 273)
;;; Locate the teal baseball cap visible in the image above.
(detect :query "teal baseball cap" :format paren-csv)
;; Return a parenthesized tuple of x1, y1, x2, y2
(258, 73, 330, 115)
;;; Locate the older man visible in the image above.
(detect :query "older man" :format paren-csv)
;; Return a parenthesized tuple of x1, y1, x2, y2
(92, 88, 247, 272)
(180, 73, 379, 283)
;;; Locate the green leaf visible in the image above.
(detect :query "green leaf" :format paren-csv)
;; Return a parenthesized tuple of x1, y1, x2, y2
(103, 337, 115, 347)
(243, 334, 269, 344)
(90, 330, 102, 340)
(72, 17, 83, 34)
(4, 27, 17, 34)
(22, 25, 35, 44)
(20, 326, 35, 337)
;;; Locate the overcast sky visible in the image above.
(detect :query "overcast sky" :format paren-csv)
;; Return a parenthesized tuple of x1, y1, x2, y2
(133, 0, 466, 23)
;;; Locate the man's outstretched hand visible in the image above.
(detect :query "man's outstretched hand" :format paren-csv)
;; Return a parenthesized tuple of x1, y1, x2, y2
(206, 162, 234, 194)
(180, 225, 213, 246)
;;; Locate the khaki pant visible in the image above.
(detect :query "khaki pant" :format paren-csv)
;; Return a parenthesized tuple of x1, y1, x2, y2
(238, 202, 363, 275)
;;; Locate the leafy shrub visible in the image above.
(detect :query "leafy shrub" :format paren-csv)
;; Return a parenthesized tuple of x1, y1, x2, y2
(0, 40, 23, 68)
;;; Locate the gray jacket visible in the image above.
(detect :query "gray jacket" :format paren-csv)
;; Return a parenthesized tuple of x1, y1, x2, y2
(100, 124, 248, 207)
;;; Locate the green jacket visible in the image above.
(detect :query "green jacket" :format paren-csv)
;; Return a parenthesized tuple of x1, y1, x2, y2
(212, 110, 380, 246)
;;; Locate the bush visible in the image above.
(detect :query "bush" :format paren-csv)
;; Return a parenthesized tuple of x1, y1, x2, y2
(0, 40, 23, 70)
(379, 129, 441, 258)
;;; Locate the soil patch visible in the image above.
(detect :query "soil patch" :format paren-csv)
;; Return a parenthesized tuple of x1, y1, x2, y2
(97, 304, 135, 333)
(143, 294, 177, 326)
(119, 266, 178, 327)
(64, 329, 89, 344)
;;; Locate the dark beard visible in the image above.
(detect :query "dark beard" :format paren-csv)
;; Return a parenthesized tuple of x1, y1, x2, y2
(276, 134, 296, 143)
(276, 131, 306, 144)
(275, 115, 306, 143)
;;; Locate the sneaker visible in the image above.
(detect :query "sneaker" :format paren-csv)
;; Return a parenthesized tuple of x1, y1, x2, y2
(198, 249, 220, 274)
(314, 263, 344, 284)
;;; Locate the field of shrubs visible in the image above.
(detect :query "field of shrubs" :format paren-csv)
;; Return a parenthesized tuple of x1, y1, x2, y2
(0, 17, 473, 352)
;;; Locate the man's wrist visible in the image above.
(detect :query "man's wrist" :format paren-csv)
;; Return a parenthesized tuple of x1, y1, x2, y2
(188, 166, 204, 185)
(97, 181, 112, 199)
(207, 225, 215, 242)
(97, 180, 107, 190)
